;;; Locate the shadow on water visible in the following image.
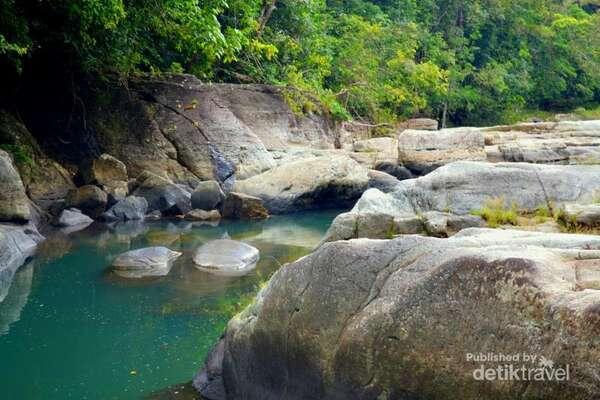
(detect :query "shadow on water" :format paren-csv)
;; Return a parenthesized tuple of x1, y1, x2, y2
(0, 209, 341, 399)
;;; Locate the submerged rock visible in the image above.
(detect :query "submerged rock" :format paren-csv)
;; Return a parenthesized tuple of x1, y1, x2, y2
(102, 196, 148, 221)
(197, 229, 600, 400)
(112, 247, 182, 278)
(54, 208, 94, 228)
(193, 239, 259, 276)
(0, 150, 30, 222)
(65, 185, 108, 218)
(233, 155, 369, 213)
(185, 209, 221, 222)
(221, 192, 269, 220)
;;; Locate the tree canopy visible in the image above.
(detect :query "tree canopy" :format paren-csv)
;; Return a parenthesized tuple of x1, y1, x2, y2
(1, 0, 600, 125)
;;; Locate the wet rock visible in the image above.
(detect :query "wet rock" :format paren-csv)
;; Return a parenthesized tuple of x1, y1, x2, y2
(65, 185, 108, 218)
(398, 128, 486, 174)
(193, 239, 259, 276)
(222, 192, 269, 220)
(133, 171, 191, 215)
(233, 155, 369, 213)
(0, 150, 30, 222)
(185, 209, 221, 222)
(54, 208, 94, 228)
(112, 247, 182, 278)
(191, 181, 225, 211)
(197, 229, 600, 400)
(102, 196, 148, 221)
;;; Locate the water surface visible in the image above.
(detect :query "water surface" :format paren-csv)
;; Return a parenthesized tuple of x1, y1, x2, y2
(0, 210, 340, 399)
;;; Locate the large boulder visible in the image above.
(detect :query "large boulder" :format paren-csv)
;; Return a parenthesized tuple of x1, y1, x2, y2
(562, 204, 600, 228)
(398, 117, 439, 131)
(65, 185, 108, 218)
(352, 137, 398, 163)
(0, 150, 30, 222)
(233, 156, 370, 213)
(196, 229, 600, 400)
(193, 239, 259, 276)
(325, 161, 600, 241)
(221, 192, 269, 220)
(82, 153, 128, 184)
(111, 247, 182, 278)
(191, 181, 225, 211)
(101, 196, 148, 222)
(398, 128, 486, 175)
(133, 171, 191, 215)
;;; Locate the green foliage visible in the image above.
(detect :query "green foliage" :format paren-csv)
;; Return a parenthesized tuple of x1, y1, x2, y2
(0, 143, 33, 168)
(471, 197, 519, 228)
(1, 0, 600, 124)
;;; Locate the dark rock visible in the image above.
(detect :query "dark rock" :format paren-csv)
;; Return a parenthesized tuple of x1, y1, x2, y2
(65, 185, 108, 218)
(101, 196, 148, 221)
(191, 181, 225, 211)
(367, 169, 401, 193)
(221, 192, 269, 220)
(373, 161, 413, 180)
(133, 171, 192, 216)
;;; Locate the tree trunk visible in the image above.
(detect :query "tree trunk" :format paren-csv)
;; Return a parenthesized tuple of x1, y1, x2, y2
(258, 0, 277, 37)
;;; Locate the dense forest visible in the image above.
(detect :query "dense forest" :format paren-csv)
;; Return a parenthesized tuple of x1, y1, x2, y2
(1, 0, 600, 125)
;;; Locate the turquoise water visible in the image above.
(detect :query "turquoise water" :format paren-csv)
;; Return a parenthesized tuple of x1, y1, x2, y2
(0, 210, 340, 399)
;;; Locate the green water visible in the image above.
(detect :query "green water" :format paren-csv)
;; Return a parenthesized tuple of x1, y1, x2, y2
(0, 210, 340, 399)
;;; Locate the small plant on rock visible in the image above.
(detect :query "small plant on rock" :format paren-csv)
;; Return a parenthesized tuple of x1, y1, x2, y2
(471, 197, 518, 228)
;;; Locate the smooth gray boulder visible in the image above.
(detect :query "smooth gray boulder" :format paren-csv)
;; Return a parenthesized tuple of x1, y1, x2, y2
(133, 171, 192, 215)
(562, 204, 600, 227)
(398, 128, 486, 174)
(0, 150, 30, 222)
(325, 161, 600, 242)
(111, 247, 182, 278)
(191, 181, 226, 211)
(54, 208, 94, 228)
(367, 170, 401, 193)
(102, 196, 148, 221)
(233, 155, 369, 213)
(193, 239, 259, 276)
(196, 229, 600, 400)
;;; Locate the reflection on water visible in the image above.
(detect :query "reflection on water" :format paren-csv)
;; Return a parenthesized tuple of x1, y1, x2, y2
(0, 209, 340, 400)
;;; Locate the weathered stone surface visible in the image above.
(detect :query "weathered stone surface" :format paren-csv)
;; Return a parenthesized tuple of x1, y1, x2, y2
(325, 161, 600, 241)
(0, 224, 43, 303)
(54, 208, 94, 227)
(233, 156, 369, 213)
(133, 171, 191, 215)
(101, 196, 148, 221)
(398, 128, 486, 174)
(197, 229, 600, 400)
(185, 209, 221, 222)
(398, 117, 439, 131)
(65, 185, 108, 218)
(352, 137, 398, 162)
(484, 120, 600, 164)
(563, 204, 600, 227)
(222, 192, 269, 220)
(191, 181, 225, 211)
(373, 161, 413, 181)
(367, 170, 401, 193)
(82, 153, 128, 185)
(0, 150, 30, 222)
(112, 247, 182, 278)
(193, 239, 259, 276)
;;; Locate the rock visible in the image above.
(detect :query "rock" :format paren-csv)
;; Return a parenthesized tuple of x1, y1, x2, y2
(352, 137, 398, 161)
(562, 204, 600, 227)
(53, 208, 94, 227)
(233, 156, 369, 213)
(111, 247, 182, 278)
(191, 181, 225, 211)
(398, 117, 439, 131)
(197, 229, 600, 400)
(398, 128, 486, 174)
(0, 224, 43, 303)
(101, 196, 148, 221)
(221, 192, 269, 220)
(367, 170, 401, 193)
(193, 239, 259, 276)
(185, 209, 221, 222)
(133, 171, 192, 215)
(82, 153, 128, 184)
(373, 161, 413, 180)
(421, 211, 485, 237)
(65, 185, 108, 218)
(325, 161, 600, 242)
(0, 150, 30, 222)
(146, 210, 162, 221)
